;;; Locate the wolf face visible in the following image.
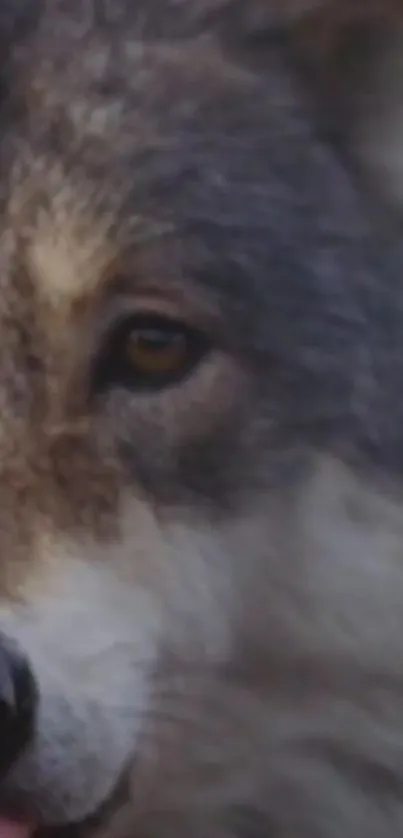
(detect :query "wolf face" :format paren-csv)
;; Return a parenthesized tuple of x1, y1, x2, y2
(0, 2, 401, 836)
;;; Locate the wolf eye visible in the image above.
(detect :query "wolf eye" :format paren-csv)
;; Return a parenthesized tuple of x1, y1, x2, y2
(94, 314, 208, 392)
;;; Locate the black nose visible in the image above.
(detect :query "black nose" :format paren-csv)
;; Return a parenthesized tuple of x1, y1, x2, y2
(0, 637, 36, 778)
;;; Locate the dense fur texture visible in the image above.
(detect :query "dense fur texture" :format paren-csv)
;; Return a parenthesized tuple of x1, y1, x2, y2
(0, 1, 403, 837)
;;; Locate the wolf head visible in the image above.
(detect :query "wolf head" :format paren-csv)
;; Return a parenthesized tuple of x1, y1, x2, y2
(0, 1, 399, 834)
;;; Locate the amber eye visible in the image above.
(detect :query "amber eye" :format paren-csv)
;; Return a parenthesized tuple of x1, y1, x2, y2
(127, 323, 191, 375)
(94, 314, 208, 393)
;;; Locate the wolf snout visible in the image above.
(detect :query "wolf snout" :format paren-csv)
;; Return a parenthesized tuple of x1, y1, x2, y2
(0, 636, 36, 780)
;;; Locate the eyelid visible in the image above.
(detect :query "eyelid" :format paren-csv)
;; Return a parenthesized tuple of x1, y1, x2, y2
(97, 292, 221, 342)
(111, 313, 205, 348)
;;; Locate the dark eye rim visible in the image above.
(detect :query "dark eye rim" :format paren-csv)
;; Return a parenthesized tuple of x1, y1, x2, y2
(92, 312, 209, 394)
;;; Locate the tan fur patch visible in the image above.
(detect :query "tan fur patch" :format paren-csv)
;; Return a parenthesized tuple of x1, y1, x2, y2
(29, 210, 113, 315)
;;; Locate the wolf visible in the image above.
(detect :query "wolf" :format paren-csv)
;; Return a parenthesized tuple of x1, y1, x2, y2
(0, 2, 401, 837)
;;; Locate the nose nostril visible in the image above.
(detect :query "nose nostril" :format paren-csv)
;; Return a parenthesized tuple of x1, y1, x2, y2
(0, 639, 37, 779)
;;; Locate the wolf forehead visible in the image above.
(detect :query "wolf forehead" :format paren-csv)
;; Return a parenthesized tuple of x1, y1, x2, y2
(0, 7, 381, 406)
